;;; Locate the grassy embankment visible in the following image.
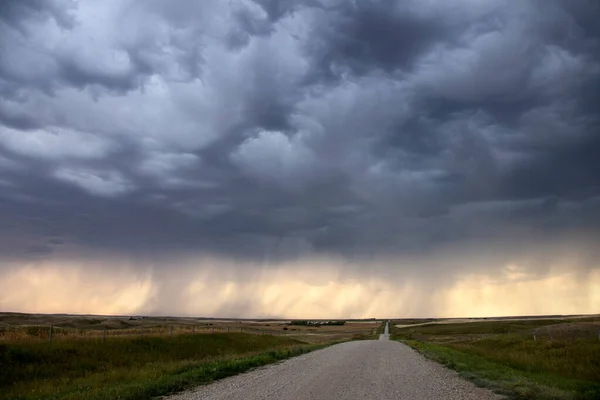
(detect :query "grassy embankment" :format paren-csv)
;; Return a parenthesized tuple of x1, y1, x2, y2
(390, 317, 600, 399)
(0, 333, 326, 400)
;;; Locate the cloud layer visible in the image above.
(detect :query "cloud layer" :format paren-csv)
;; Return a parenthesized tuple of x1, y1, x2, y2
(0, 0, 599, 317)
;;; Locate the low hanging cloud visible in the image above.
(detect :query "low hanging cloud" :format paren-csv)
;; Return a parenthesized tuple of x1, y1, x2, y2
(0, 0, 599, 317)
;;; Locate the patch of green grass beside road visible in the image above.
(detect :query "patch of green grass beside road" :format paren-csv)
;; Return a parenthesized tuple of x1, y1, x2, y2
(391, 319, 600, 399)
(1, 333, 327, 400)
(374, 320, 387, 337)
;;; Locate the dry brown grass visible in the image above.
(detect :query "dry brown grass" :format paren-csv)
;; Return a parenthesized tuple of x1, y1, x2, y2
(0, 313, 381, 344)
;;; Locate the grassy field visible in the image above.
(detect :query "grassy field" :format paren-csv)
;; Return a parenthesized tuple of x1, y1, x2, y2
(0, 313, 381, 344)
(0, 313, 383, 400)
(390, 316, 600, 399)
(1, 333, 325, 400)
(393, 318, 439, 326)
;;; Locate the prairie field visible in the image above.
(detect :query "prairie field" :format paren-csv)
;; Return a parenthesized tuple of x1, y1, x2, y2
(0, 313, 382, 400)
(390, 315, 600, 399)
(1, 333, 313, 400)
(0, 313, 380, 344)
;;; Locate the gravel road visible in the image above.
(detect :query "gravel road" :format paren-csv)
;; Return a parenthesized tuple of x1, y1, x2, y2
(168, 325, 503, 400)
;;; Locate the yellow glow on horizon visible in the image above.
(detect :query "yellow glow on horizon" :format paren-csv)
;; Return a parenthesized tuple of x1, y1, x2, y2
(440, 269, 600, 317)
(0, 258, 598, 318)
(0, 264, 155, 315)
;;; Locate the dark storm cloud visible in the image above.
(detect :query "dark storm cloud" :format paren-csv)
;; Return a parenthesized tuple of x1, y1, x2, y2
(0, 0, 75, 31)
(307, 1, 447, 77)
(0, 0, 599, 271)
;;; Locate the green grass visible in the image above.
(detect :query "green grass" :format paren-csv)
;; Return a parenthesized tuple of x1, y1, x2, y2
(391, 320, 600, 400)
(449, 337, 600, 383)
(0, 333, 328, 400)
(394, 318, 598, 336)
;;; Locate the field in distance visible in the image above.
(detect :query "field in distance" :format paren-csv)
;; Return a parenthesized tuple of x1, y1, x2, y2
(0, 312, 381, 343)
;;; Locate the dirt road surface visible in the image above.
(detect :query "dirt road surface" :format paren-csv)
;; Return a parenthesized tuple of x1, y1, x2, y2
(168, 324, 502, 400)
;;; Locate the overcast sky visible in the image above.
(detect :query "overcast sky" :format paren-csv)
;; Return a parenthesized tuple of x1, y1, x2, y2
(1, 0, 599, 318)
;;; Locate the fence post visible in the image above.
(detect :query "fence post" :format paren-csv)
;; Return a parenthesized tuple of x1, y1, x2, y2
(227, 327, 230, 334)
(170, 325, 173, 337)
(548, 327, 552, 340)
(192, 325, 195, 334)
(211, 327, 214, 334)
(533, 331, 536, 341)
(103, 326, 107, 342)
(240, 327, 243, 333)
(48, 325, 53, 344)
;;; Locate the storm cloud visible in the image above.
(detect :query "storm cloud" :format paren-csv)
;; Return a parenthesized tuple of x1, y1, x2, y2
(0, 0, 599, 317)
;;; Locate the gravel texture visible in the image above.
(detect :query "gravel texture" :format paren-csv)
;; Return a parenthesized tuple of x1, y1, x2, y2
(167, 324, 503, 400)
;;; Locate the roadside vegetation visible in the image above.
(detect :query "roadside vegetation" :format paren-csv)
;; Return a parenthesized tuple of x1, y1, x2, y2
(375, 320, 387, 336)
(1, 313, 383, 400)
(0, 333, 325, 400)
(390, 317, 600, 399)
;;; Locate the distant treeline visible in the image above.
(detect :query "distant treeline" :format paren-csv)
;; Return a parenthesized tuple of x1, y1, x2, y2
(289, 320, 346, 326)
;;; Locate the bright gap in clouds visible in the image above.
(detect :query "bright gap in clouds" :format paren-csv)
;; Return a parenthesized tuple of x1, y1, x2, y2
(1, 256, 598, 318)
